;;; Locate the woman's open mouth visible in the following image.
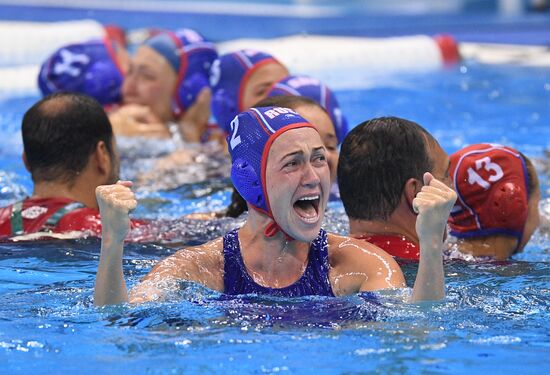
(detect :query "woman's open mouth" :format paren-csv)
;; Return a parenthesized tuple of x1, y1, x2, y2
(293, 194, 320, 223)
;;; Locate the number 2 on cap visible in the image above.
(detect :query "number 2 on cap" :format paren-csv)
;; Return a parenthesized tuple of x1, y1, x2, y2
(229, 117, 241, 150)
(467, 156, 504, 189)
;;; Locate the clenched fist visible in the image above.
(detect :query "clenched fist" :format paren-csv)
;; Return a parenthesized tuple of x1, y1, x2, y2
(96, 180, 137, 242)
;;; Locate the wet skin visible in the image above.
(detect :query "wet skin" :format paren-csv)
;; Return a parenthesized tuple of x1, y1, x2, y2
(241, 62, 289, 110)
(121, 46, 177, 123)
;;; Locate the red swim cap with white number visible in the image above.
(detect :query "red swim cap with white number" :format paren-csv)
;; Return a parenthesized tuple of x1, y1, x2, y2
(448, 143, 529, 240)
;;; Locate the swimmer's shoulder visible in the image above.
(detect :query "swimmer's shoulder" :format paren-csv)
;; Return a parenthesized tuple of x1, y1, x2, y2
(175, 236, 224, 265)
(147, 236, 225, 292)
(327, 233, 395, 264)
(327, 233, 405, 293)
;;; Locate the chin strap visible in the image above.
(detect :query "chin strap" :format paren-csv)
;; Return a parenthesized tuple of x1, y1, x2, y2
(249, 205, 295, 241)
(264, 220, 294, 241)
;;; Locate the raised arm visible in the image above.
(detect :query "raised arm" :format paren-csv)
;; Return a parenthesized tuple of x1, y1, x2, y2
(93, 181, 137, 306)
(94, 180, 225, 306)
(410, 172, 457, 302)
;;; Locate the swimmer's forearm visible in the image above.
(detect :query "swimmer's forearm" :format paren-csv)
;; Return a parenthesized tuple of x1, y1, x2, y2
(94, 236, 129, 306)
(410, 236, 445, 302)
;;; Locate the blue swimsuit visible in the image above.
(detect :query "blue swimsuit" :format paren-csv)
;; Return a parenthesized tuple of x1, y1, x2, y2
(223, 228, 335, 297)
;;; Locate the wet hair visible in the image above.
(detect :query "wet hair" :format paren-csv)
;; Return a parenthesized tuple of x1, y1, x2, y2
(226, 188, 248, 218)
(22, 92, 114, 184)
(224, 96, 325, 218)
(337, 116, 434, 221)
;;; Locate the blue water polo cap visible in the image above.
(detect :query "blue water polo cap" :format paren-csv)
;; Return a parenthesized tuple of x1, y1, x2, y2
(38, 38, 124, 105)
(268, 75, 349, 144)
(145, 28, 218, 116)
(210, 50, 283, 133)
(228, 106, 316, 217)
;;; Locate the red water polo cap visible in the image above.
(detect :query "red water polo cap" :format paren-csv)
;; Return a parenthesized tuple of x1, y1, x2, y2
(449, 143, 529, 240)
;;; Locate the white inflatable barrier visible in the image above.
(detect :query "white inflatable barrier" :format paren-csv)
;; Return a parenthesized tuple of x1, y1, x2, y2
(460, 42, 550, 67)
(0, 19, 105, 66)
(1, 19, 549, 95)
(0, 19, 458, 95)
(218, 34, 458, 89)
(219, 34, 453, 75)
(0, 65, 39, 96)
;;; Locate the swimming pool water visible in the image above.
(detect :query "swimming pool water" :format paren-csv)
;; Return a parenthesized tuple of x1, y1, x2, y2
(1, 240, 548, 374)
(1, 1, 550, 373)
(1, 58, 548, 374)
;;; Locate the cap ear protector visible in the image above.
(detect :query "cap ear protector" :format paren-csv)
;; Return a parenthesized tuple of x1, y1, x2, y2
(211, 87, 238, 133)
(485, 181, 528, 233)
(175, 72, 210, 115)
(210, 58, 236, 133)
(174, 41, 217, 116)
(332, 107, 348, 144)
(231, 157, 265, 209)
(145, 29, 217, 117)
(84, 59, 124, 104)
